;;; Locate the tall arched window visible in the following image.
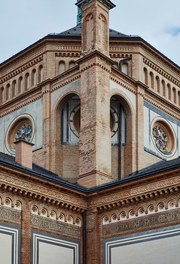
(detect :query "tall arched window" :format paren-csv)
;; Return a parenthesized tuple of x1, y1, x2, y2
(38, 65, 43, 83)
(150, 72, 154, 89)
(6, 84, 10, 100)
(61, 96, 80, 145)
(172, 87, 177, 104)
(31, 69, 36, 87)
(167, 84, 171, 100)
(143, 68, 148, 86)
(18, 77, 23, 94)
(12, 80, 16, 97)
(69, 61, 75, 69)
(156, 76, 160, 93)
(59, 61, 65, 74)
(162, 80, 165, 96)
(25, 73, 30, 91)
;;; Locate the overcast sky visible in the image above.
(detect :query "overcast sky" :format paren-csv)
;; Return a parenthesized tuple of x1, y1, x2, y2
(0, 0, 180, 66)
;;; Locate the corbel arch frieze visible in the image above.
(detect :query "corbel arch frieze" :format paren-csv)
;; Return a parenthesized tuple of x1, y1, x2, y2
(101, 192, 180, 225)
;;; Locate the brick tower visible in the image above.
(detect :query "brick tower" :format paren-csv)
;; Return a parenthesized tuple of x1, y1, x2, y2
(77, 0, 115, 187)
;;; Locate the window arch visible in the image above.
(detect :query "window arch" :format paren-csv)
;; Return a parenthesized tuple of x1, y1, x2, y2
(25, 73, 30, 91)
(110, 95, 133, 180)
(12, 80, 16, 97)
(59, 61, 65, 74)
(150, 72, 154, 89)
(162, 80, 165, 97)
(156, 76, 160, 93)
(6, 83, 10, 101)
(69, 61, 76, 69)
(18, 76, 23, 94)
(61, 95, 80, 145)
(167, 83, 171, 100)
(31, 69, 36, 87)
(172, 87, 177, 104)
(38, 65, 43, 83)
(143, 68, 148, 86)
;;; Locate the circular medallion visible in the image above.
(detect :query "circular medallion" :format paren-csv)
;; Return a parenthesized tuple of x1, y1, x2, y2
(6, 115, 34, 154)
(151, 118, 176, 156)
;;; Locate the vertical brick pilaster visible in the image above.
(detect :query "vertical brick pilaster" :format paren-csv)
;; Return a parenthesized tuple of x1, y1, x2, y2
(21, 199, 31, 264)
(86, 209, 101, 264)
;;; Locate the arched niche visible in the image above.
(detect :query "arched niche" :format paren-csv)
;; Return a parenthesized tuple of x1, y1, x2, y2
(110, 94, 134, 180)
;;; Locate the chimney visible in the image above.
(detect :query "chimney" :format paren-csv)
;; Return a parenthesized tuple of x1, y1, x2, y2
(14, 139, 34, 169)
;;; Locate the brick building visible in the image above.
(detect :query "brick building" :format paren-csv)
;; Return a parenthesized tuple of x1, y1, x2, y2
(0, 0, 180, 263)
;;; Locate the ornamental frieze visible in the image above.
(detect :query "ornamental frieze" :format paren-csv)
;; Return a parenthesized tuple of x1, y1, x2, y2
(0, 206, 21, 223)
(102, 208, 180, 238)
(89, 173, 180, 208)
(0, 172, 87, 210)
(32, 215, 81, 239)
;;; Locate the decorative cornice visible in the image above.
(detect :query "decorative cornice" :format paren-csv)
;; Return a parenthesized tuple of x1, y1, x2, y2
(0, 55, 43, 84)
(143, 57, 180, 87)
(89, 170, 180, 210)
(0, 169, 87, 212)
(55, 52, 81, 58)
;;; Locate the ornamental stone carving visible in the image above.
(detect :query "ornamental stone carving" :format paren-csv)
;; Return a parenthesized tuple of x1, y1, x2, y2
(151, 119, 176, 156)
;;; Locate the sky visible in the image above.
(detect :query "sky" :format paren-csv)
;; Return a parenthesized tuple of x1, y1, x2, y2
(0, 0, 180, 66)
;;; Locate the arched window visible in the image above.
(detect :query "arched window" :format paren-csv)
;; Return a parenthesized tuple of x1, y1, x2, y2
(25, 73, 30, 91)
(18, 77, 23, 94)
(172, 87, 177, 104)
(12, 80, 16, 97)
(6, 84, 10, 100)
(156, 76, 160, 93)
(162, 80, 165, 96)
(150, 72, 154, 89)
(61, 96, 80, 145)
(121, 62, 129, 75)
(0, 87, 4, 104)
(38, 65, 43, 83)
(143, 68, 148, 86)
(69, 61, 75, 69)
(59, 61, 65, 74)
(110, 97, 126, 145)
(31, 69, 36, 87)
(167, 84, 171, 100)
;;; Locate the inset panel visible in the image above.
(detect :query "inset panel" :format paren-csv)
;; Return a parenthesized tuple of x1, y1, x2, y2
(33, 233, 79, 264)
(0, 225, 19, 264)
(104, 226, 180, 264)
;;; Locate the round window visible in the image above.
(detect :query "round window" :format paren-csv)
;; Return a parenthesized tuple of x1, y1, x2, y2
(6, 115, 34, 154)
(151, 119, 176, 156)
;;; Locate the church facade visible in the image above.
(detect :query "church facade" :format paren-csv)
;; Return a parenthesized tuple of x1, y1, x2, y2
(0, 0, 180, 263)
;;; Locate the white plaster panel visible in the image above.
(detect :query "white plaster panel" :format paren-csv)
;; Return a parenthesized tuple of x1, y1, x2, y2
(33, 233, 79, 264)
(144, 106, 150, 148)
(0, 232, 12, 264)
(105, 227, 180, 264)
(51, 79, 80, 109)
(0, 99, 43, 154)
(39, 242, 73, 264)
(0, 225, 19, 264)
(110, 80, 136, 112)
